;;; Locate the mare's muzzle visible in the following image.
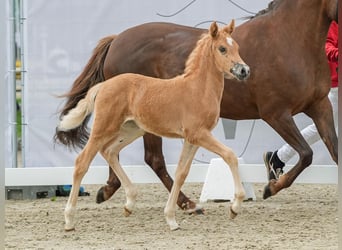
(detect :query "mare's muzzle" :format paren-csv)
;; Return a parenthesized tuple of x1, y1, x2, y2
(230, 63, 250, 81)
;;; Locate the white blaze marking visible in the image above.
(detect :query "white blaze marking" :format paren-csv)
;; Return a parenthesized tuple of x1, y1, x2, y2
(227, 37, 233, 46)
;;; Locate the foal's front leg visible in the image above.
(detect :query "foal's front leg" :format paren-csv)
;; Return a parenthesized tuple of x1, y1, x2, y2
(143, 133, 203, 214)
(164, 141, 199, 230)
(197, 131, 245, 218)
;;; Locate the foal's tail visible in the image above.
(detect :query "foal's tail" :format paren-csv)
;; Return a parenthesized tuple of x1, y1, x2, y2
(54, 35, 116, 149)
(57, 84, 101, 133)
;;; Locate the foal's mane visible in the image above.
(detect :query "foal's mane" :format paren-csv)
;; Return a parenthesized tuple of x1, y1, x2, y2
(183, 33, 211, 77)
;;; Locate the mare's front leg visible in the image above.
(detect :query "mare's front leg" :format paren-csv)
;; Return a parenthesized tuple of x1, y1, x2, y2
(143, 133, 203, 214)
(65, 143, 98, 231)
(306, 96, 338, 163)
(164, 141, 199, 230)
(262, 113, 313, 199)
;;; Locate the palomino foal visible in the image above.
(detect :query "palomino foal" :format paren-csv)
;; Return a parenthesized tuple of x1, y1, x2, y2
(58, 20, 249, 231)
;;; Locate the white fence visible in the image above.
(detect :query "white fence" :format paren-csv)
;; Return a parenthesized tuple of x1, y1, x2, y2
(5, 163, 337, 186)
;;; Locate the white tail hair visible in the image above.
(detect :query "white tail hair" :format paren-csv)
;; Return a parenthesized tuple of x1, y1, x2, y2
(58, 84, 102, 131)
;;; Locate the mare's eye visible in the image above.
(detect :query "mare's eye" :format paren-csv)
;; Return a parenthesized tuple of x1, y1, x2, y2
(219, 46, 226, 54)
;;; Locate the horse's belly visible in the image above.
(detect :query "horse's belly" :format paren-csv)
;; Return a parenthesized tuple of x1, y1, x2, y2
(134, 115, 184, 139)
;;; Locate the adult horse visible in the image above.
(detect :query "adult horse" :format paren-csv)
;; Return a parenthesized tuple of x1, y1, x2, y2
(55, 0, 338, 210)
(59, 21, 249, 231)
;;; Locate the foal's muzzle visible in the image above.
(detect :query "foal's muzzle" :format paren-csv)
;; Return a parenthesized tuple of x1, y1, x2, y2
(230, 63, 250, 81)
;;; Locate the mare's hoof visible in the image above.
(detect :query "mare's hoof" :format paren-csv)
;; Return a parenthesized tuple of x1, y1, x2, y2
(229, 206, 238, 219)
(263, 184, 272, 199)
(192, 208, 205, 215)
(186, 206, 205, 215)
(96, 187, 106, 204)
(123, 207, 132, 217)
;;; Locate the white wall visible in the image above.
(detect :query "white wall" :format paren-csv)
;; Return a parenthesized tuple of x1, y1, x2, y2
(14, 0, 335, 169)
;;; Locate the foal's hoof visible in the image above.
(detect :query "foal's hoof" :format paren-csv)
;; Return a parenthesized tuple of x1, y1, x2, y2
(64, 225, 75, 232)
(169, 222, 180, 231)
(229, 206, 238, 219)
(123, 207, 132, 217)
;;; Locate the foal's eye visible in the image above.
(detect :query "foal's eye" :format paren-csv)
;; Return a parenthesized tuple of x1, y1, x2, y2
(219, 46, 226, 54)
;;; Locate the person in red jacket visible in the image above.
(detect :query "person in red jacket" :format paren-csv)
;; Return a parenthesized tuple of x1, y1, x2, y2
(264, 21, 338, 180)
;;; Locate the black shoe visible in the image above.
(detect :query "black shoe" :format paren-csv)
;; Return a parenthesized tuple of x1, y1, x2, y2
(263, 151, 284, 181)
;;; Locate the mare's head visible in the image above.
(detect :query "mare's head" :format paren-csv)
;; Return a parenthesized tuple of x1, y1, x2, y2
(210, 20, 250, 81)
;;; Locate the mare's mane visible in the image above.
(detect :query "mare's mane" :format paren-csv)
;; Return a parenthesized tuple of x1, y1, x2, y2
(250, 0, 280, 19)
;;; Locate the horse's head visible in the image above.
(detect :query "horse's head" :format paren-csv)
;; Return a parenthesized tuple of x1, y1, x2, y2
(210, 20, 250, 81)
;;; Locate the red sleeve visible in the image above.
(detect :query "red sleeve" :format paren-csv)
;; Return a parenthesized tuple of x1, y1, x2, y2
(325, 21, 338, 63)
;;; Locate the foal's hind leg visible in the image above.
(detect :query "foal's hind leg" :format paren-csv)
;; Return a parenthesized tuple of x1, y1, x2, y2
(65, 141, 99, 231)
(101, 148, 138, 216)
(97, 133, 203, 214)
(100, 123, 145, 215)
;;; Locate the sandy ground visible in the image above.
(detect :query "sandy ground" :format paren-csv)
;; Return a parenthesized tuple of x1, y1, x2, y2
(5, 183, 337, 250)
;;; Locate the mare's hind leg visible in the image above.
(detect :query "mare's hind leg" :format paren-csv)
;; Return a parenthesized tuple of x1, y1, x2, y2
(65, 140, 99, 231)
(164, 141, 199, 230)
(143, 133, 203, 214)
(195, 131, 245, 218)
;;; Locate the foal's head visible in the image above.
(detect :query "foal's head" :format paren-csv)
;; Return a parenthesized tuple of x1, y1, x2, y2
(210, 20, 250, 81)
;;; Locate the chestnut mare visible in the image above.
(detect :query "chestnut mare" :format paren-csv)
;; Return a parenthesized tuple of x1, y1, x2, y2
(55, 0, 338, 213)
(58, 21, 249, 231)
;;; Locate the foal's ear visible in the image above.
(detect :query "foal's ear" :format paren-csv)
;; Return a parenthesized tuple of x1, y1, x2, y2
(210, 21, 219, 38)
(224, 19, 235, 34)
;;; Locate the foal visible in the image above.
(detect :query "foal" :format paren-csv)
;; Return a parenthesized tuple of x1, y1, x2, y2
(58, 20, 249, 231)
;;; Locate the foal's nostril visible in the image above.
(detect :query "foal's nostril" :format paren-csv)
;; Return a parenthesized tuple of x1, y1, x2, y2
(241, 65, 250, 79)
(241, 68, 247, 77)
(230, 63, 250, 80)
(236, 64, 250, 79)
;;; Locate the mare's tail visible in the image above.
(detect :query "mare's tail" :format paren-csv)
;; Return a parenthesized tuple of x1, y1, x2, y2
(57, 84, 101, 132)
(54, 35, 116, 149)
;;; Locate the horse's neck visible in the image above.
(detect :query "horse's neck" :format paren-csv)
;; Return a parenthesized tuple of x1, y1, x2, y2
(182, 40, 224, 99)
(262, 0, 331, 51)
(183, 52, 224, 99)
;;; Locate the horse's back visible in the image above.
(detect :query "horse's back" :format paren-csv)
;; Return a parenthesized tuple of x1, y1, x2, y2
(103, 22, 204, 79)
